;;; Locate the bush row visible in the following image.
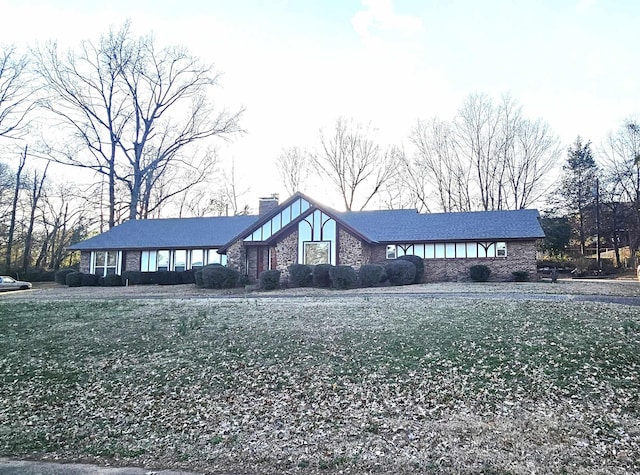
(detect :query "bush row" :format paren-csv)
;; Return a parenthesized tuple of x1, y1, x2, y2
(63, 271, 123, 287)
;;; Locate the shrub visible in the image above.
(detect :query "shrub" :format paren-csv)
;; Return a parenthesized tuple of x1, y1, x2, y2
(194, 270, 204, 287)
(329, 265, 358, 290)
(65, 272, 83, 287)
(259, 269, 281, 290)
(512, 270, 529, 282)
(23, 268, 55, 282)
(156, 271, 184, 285)
(121, 270, 157, 285)
(181, 269, 196, 284)
(103, 274, 123, 286)
(359, 264, 386, 287)
(470, 264, 491, 282)
(55, 268, 77, 285)
(384, 260, 416, 286)
(398, 255, 424, 284)
(288, 264, 313, 287)
(201, 265, 239, 289)
(313, 264, 333, 288)
(81, 273, 99, 286)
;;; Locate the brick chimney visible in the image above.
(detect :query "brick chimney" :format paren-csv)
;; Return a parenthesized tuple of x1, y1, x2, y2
(259, 194, 279, 216)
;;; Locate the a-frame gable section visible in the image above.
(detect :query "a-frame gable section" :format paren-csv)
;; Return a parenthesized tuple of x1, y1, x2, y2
(219, 192, 371, 251)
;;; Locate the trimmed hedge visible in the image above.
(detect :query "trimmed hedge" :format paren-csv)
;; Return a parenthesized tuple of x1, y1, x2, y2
(194, 270, 204, 287)
(201, 265, 239, 289)
(259, 269, 281, 290)
(288, 264, 313, 287)
(359, 264, 386, 287)
(55, 269, 77, 285)
(385, 260, 416, 286)
(156, 271, 184, 285)
(313, 264, 333, 288)
(65, 272, 83, 287)
(81, 273, 99, 286)
(103, 274, 123, 286)
(329, 265, 358, 290)
(398, 255, 424, 284)
(470, 264, 491, 282)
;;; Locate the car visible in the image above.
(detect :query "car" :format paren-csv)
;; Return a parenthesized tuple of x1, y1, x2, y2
(0, 276, 32, 291)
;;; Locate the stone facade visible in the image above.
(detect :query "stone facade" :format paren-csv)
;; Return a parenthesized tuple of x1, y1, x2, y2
(225, 241, 245, 274)
(275, 229, 299, 280)
(338, 227, 370, 267)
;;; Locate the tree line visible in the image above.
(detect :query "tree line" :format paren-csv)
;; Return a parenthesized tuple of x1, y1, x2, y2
(2, 22, 639, 276)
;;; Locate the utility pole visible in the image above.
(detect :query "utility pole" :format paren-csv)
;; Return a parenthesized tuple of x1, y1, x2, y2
(595, 178, 601, 272)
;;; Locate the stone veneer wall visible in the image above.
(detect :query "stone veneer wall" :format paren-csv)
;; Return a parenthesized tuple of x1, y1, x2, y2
(225, 241, 245, 274)
(338, 228, 371, 267)
(275, 229, 299, 280)
(421, 240, 538, 282)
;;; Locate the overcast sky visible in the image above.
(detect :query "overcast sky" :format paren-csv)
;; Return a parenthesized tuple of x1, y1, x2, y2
(1, 0, 638, 210)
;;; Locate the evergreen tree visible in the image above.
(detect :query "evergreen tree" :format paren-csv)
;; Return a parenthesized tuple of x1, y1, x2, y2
(560, 138, 598, 256)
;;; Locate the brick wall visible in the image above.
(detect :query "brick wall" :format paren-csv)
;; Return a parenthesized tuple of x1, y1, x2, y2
(124, 251, 140, 272)
(421, 240, 539, 282)
(79, 251, 91, 273)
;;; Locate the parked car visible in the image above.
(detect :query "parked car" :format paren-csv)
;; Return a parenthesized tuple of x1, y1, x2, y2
(0, 276, 32, 291)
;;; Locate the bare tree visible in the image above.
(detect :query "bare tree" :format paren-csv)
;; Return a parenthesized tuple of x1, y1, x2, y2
(4, 146, 27, 271)
(408, 93, 559, 212)
(0, 45, 35, 139)
(33, 22, 243, 224)
(601, 120, 640, 264)
(312, 117, 400, 211)
(276, 146, 310, 196)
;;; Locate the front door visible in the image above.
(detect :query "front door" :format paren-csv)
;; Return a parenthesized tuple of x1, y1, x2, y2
(256, 247, 265, 278)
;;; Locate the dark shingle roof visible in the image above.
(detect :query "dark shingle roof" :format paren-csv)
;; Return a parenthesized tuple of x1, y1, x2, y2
(68, 215, 259, 251)
(338, 208, 544, 242)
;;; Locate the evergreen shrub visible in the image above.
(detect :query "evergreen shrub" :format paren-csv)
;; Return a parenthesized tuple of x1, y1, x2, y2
(55, 269, 77, 285)
(398, 255, 424, 284)
(359, 264, 386, 287)
(103, 274, 123, 286)
(329, 265, 358, 290)
(470, 264, 491, 282)
(65, 272, 83, 287)
(312, 264, 333, 288)
(81, 273, 99, 286)
(259, 269, 281, 290)
(512, 270, 529, 282)
(201, 264, 239, 289)
(288, 264, 313, 287)
(384, 260, 416, 286)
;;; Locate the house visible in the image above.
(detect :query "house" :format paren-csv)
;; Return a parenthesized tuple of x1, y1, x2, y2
(68, 192, 545, 282)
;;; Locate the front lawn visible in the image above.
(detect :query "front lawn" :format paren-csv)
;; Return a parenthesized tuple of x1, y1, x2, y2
(0, 297, 638, 474)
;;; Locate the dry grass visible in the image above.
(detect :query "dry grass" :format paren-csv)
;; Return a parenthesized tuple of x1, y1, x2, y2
(0, 293, 639, 474)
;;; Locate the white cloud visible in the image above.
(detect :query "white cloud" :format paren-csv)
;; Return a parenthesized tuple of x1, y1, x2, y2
(351, 0, 424, 46)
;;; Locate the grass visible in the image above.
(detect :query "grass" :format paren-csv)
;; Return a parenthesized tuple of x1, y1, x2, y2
(0, 296, 639, 474)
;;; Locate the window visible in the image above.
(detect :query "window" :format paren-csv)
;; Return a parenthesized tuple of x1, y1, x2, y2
(304, 241, 330, 265)
(496, 242, 507, 257)
(157, 250, 170, 272)
(174, 250, 187, 272)
(93, 251, 118, 276)
(191, 250, 204, 268)
(386, 245, 396, 259)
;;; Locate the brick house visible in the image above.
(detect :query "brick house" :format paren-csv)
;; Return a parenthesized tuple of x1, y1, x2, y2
(68, 192, 545, 282)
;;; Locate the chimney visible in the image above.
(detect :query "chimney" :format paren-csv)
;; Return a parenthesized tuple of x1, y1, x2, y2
(259, 194, 279, 216)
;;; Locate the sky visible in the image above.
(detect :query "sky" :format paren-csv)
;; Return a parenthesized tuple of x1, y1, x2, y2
(1, 0, 639, 211)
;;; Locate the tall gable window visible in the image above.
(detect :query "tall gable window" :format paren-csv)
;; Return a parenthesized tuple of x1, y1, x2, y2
(244, 197, 311, 242)
(298, 209, 337, 265)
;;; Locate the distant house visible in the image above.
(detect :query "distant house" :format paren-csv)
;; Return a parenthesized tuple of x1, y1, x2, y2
(68, 192, 545, 282)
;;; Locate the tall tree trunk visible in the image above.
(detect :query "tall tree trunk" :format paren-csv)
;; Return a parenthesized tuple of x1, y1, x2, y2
(22, 163, 48, 272)
(5, 146, 27, 271)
